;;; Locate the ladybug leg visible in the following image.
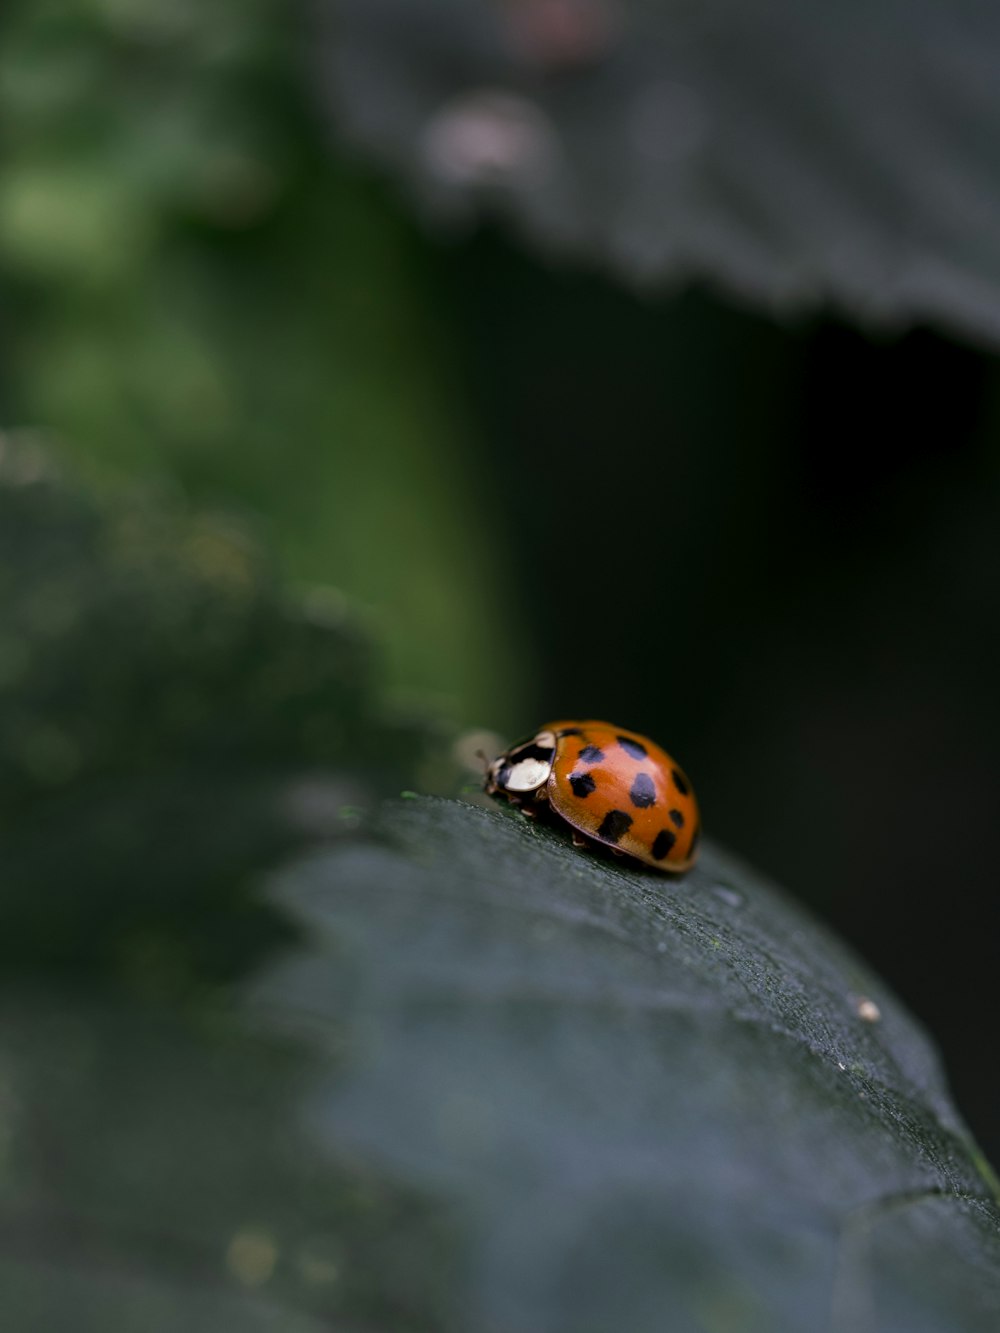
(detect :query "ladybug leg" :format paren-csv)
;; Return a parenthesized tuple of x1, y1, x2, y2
(571, 832, 588, 848)
(518, 787, 548, 820)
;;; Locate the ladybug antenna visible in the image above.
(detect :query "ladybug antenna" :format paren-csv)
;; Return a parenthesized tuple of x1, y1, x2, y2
(474, 747, 491, 774)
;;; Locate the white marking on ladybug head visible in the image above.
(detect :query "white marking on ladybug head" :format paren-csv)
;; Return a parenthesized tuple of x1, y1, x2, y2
(492, 730, 557, 794)
(502, 755, 552, 792)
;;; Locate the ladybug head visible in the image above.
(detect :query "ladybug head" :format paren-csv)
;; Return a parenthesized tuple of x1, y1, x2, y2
(485, 730, 556, 796)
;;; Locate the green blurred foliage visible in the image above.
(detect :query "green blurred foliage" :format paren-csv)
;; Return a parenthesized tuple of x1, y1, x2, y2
(0, 441, 439, 988)
(0, 0, 523, 729)
(0, 445, 463, 1332)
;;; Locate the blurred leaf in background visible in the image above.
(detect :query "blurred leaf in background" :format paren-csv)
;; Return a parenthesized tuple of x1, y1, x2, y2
(322, 0, 1000, 347)
(0, 0, 525, 730)
(0, 438, 440, 987)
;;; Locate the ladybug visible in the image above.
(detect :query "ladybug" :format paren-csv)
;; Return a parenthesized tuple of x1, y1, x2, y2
(485, 720, 700, 872)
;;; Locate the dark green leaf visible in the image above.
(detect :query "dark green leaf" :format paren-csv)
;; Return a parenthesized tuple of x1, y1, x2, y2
(0, 445, 437, 982)
(260, 797, 1000, 1332)
(5, 789, 1000, 1330)
(320, 0, 1000, 345)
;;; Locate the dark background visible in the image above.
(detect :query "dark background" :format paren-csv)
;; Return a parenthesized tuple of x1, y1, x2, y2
(2, 1, 998, 1168)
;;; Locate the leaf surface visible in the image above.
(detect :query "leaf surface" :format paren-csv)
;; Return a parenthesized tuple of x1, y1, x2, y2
(261, 796, 1000, 1332)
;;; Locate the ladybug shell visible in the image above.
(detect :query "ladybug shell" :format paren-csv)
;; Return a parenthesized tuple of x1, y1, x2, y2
(490, 720, 700, 873)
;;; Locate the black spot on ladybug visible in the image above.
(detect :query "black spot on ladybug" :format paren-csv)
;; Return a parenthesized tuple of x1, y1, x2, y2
(671, 768, 690, 796)
(558, 726, 583, 737)
(597, 809, 633, 844)
(669, 808, 685, 829)
(579, 745, 605, 764)
(569, 772, 596, 798)
(629, 773, 656, 808)
(652, 828, 677, 860)
(617, 735, 648, 759)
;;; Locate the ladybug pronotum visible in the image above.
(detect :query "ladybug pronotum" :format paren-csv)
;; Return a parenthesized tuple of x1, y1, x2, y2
(486, 719, 700, 872)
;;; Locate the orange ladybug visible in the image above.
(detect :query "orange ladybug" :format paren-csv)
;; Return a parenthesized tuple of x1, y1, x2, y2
(485, 720, 700, 873)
